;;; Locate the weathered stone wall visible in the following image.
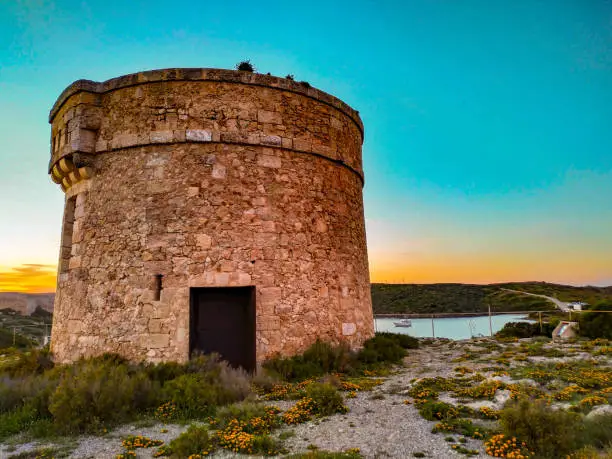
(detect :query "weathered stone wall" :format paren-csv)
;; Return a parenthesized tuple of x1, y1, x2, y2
(49, 68, 373, 364)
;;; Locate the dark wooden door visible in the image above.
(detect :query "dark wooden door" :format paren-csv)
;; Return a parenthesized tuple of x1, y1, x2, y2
(190, 287, 256, 371)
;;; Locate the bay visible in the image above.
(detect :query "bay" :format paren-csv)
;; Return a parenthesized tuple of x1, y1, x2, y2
(375, 314, 533, 340)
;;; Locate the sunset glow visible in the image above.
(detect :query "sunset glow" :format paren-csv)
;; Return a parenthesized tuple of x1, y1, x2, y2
(0, 265, 57, 293)
(1, 0, 611, 293)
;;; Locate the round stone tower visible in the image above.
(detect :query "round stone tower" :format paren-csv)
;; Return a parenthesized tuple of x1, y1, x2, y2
(48, 68, 373, 368)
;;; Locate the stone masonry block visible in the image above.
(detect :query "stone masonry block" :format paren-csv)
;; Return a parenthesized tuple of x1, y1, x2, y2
(150, 130, 173, 143)
(257, 315, 281, 331)
(143, 333, 170, 349)
(261, 135, 281, 146)
(257, 155, 281, 168)
(259, 287, 282, 306)
(257, 110, 282, 124)
(212, 163, 226, 179)
(186, 129, 212, 142)
(70, 128, 96, 153)
(195, 234, 212, 249)
(342, 322, 356, 336)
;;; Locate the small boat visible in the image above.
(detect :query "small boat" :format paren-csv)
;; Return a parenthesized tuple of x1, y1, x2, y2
(393, 319, 412, 328)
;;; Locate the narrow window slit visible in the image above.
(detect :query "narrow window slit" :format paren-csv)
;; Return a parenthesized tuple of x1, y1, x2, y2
(153, 274, 163, 301)
(59, 197, 76, 273)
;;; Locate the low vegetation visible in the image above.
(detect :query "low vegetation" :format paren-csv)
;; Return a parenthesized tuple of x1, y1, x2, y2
(3, 326, 612, 458)
(494, 321, 557, 339)
(0, 328, 34, 350)
(0, 352, 251, 440)
(500, 282, 612, 305)
(371, 282, 612, 315)
(0, 332, 414, 457)
(402, 336, 612, 458)
(579, 302, 612, 339)
(235, 60, 255, 72)
(262, 333, 418, 381)
(371, 283, 554, 315)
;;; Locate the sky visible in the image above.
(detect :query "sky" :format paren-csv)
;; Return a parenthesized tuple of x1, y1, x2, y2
(0, 0, 611, 292)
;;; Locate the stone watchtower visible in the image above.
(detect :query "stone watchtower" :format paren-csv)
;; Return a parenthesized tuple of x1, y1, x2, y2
(48, 68, 374, 369)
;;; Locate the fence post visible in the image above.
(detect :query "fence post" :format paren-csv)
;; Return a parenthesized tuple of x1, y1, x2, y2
(431, 314, 435, 338)
(488, 304, 493, 337)
(539, 311, 543, 333)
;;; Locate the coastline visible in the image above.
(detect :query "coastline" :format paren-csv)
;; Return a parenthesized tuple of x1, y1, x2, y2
(374, 312, 531, 319)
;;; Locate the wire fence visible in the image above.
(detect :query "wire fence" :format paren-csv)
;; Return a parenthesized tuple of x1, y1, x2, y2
(5, 323, 52, 347)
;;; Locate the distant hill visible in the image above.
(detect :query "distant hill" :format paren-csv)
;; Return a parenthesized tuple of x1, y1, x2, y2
(0, 292, 54, 316)
(371, 282, 612, 315)
(496, 282, 612, 305)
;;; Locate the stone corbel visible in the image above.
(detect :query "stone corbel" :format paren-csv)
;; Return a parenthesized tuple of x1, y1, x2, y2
(50, 154, 95, 192)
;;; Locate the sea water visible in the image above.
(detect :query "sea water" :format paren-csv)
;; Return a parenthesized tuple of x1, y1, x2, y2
(375, 314, 532, 340)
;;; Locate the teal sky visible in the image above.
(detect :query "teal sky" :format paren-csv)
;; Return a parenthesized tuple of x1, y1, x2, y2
(1, 0, 611, 291)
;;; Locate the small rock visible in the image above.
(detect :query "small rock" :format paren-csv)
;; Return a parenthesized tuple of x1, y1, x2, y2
(586, 405, 612, 419)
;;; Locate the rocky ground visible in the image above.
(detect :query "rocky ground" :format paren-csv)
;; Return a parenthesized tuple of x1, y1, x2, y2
(1, 337, 610, 459)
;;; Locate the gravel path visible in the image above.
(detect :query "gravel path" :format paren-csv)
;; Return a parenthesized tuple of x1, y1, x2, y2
(280, 387, 487, 459)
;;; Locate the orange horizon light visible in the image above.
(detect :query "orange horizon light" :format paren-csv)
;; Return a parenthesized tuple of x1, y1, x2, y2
(0, 264, 57, 294)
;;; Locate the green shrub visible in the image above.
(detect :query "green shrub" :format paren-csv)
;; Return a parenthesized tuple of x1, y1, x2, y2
(185, 353, 225, 374)
(162, 371, 249, 419)
(145, 361, 186, 384)
(417, 400, 460, 421)
(167, 424, 216, 457)
(495, 321, 556, 339)
(0, 377, 30, 413)
(358, 334, 407, 366)
(48, 361, 158, 433)
(0, 403, 38, 440)
(1, 348, 54, 377)
(264, 357, 322, 381)
(182, 353, 253, 400)
(500, 399, 582, 458)
(251, 371, 280, 392)
(87, 352, 129, 366)
(236, 60, 254, 72)
(31, 306, 53, 321)
(215, 401, 275, 428)
(375, 332, 419, 349)
(305, 383, 347, 416)
(0, 353, 256, 439)
(25, 418, 57, 440)
(250, 434, 283, 456)
(215, 362, 252, 401)
(263, 340, 354, 381)
(163, 374, 223, 418)
(431, 418, 486, 438)
(0, 372, 57, 419)
(302, 341, 353, 373)
(0, 328, 34, 350)
(264, 334, 417, 382)
(581, 413, 612, 450)
(580, 303, 612, 339)
(569, 446, 612, 459)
